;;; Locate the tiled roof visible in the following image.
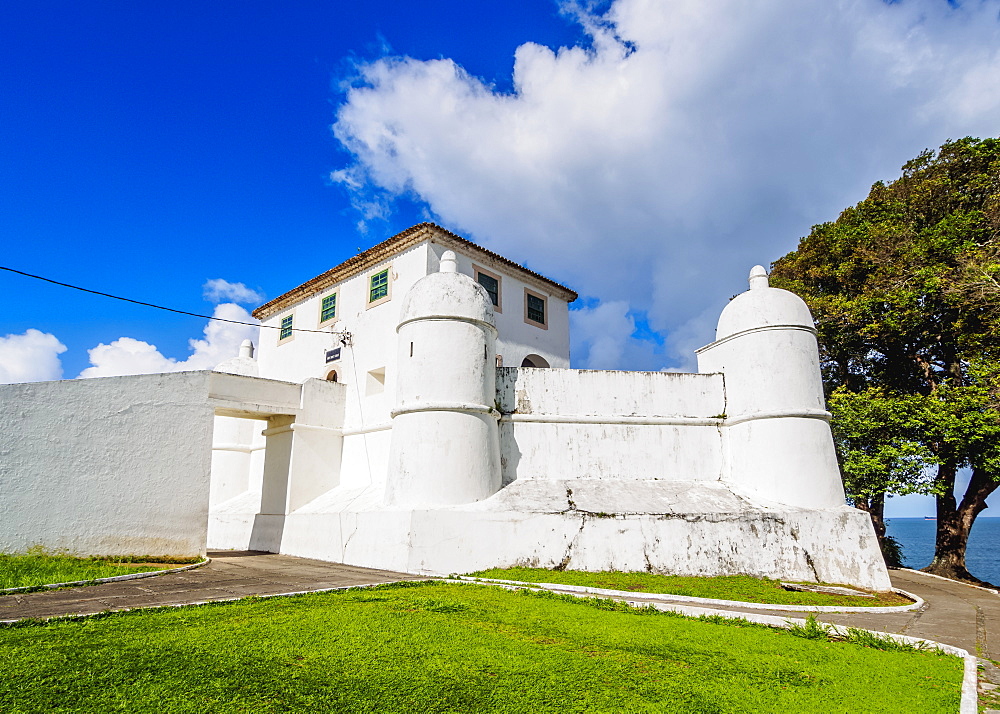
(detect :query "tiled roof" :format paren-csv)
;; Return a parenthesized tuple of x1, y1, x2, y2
(252, 222, 577, 320)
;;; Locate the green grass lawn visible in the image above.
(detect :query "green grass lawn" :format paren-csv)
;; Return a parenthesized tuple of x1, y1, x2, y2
(466, 568, 911, 607)
(0, 582, 959, 713)
(0, 552, 174, 591)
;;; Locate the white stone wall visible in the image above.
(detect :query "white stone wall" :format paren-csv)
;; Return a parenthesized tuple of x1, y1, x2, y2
(209, 415, 264, 507)
(497, 367, 726, 485)
(386, 253, 502, 508)
(271, 501, 890, 590)
(207, 377, 347, 550)
(0, 372, 217, 557)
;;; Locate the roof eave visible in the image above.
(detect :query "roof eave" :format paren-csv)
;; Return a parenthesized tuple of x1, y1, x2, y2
(252, 222, 577, 321)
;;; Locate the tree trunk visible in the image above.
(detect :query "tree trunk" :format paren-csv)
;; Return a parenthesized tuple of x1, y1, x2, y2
(923, 465, 998, 586)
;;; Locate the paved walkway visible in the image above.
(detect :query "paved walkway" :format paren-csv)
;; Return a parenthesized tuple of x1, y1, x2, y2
(0, 551, 423, 622)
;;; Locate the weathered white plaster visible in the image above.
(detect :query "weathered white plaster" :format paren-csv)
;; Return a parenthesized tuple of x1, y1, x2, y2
(497, 368, 726, 485)
(257, 490, 889, 589)
(497, 368, 725, 418)
(0, 372, 217, 557)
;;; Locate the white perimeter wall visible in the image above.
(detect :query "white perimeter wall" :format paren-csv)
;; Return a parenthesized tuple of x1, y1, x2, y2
(497, 368, 726, 484)
(0, 372, 217, 557)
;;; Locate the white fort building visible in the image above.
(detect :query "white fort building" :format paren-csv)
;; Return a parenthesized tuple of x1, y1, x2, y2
(0, 223, 890, 590)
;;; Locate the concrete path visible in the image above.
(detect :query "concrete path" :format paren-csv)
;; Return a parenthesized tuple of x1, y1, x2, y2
(0, 551, 423, 622)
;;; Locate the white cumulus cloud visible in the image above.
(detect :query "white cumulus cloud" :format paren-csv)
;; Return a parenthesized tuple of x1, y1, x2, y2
(202, 279, 265, 305)
(332, 0, 1000, 367)
(0, 329, 67, 384)
(79, 303, 260, 378)
(571, 301, 636, 369)
(570, 300, 664, 370)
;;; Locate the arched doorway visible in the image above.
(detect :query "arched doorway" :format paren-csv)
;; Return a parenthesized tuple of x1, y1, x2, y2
(520, 354, 550, 368)
(325, 369, 338, 382)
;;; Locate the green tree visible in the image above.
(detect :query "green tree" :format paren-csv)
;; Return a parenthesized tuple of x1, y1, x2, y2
(827, 388, 937, 566)
(770, 137, 1000, 585)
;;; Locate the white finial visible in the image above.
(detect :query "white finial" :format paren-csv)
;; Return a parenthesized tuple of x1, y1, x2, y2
(240, 339, 255, 358)
(440, 250, 457, 273)
(749, 265, 769, 290)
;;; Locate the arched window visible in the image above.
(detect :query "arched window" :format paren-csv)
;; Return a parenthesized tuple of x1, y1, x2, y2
(520, 354, 550, 368)
(325, 370, 338, 383)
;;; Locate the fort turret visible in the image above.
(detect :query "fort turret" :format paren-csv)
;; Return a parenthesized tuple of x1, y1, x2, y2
(696, 265, 845, 509)
(385, 250, 502, 507)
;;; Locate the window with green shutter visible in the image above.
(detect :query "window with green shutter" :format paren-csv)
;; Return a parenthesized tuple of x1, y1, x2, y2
(526, 293, 545, 325)
(279, 315, 293, 341)
(477, 271, 499, 307)
(369, 269, 389, 303)
(320, 293, 337, 324)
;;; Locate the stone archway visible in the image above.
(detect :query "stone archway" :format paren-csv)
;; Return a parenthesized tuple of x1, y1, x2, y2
(521, 354, 550, 368)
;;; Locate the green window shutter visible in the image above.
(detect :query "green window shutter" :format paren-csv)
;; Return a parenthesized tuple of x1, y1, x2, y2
(279, 315, 294, 340)
(369, 269, 389, 302)
(477, 272, 499, 306)
(527, 294, 545, 324)
(321, 294, 337, 323)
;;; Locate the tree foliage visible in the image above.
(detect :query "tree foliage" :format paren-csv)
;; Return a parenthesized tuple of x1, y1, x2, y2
(770, 137, 1000, 583)
(827, 388, 938, 501)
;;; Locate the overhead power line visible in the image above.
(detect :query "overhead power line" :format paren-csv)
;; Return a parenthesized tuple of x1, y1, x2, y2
(0, 265, 345, 336)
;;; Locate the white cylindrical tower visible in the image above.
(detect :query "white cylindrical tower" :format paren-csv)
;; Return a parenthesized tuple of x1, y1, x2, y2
(385, 251, 502, 507)
(696, 266, 845, 508)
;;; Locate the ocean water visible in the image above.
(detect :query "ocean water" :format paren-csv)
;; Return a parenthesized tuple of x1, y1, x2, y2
(885, 516, 1000, 586)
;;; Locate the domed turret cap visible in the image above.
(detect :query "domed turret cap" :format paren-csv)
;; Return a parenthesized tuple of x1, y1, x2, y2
(398, 251, 496, 329)
(715, 265, 815, 340)
(214, 340, 259, 376)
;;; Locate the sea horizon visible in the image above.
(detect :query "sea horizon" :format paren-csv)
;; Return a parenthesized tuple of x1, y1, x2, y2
(885, 516, 999, 586)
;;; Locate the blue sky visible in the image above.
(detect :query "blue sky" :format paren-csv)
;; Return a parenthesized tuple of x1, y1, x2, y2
(3, 1, 1000, 516)
(1, 1, 587, 377)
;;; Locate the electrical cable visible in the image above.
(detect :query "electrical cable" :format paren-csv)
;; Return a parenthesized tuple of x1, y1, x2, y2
(0, 265, 346, 336)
